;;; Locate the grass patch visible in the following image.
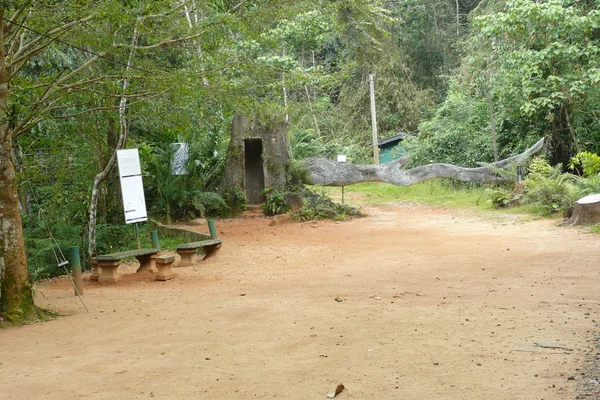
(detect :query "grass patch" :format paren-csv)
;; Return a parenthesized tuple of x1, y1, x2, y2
(338, 180, 489, 209)
(319, 180, 554, 222)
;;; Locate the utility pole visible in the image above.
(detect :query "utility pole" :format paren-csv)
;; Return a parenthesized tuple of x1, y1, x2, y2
(369, 72, 380, 165)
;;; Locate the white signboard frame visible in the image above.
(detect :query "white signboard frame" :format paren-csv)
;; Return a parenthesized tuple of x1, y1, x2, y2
(116, 149, 148, 224)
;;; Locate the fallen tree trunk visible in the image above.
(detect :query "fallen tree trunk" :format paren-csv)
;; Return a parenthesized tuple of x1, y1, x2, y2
(303, 139, 544, 187)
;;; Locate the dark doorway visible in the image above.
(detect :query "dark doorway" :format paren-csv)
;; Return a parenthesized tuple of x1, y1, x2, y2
(244, 139, 265, 204)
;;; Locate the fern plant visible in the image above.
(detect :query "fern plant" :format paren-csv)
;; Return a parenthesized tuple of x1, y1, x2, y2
(522, 165, 582, 217)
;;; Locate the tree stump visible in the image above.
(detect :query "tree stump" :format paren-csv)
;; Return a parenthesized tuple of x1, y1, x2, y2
(563, 194, 600, 226)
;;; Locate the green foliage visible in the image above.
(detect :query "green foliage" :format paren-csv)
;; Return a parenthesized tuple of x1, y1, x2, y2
(289, 129, 327, 160)
(345, 181, 487, 208)
(142, 142, 228, 222)
(527, 157, 554, 176)
(222, 187, 247, 216)
(285, 159, 311, 185)
(485, 187, 513, 208)
(569, 152, 600, 177)
(23, 221, 83, 281)
(522, 167, 581, 217)
(261, 188, 287, 216)
(403, 88, 496, 167)
(291, 186, 361, 221)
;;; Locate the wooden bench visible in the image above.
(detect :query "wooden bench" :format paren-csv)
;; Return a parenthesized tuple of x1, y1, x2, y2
(176, 239, 222, 266)
(95, 248, 159, 283)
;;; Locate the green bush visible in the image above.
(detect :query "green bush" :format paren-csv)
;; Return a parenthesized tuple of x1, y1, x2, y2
(569, 151, 600, 177)
(522, 165, 581, 217)
(261, 187, 287, 216)
(142, 141, 228, 222)
(291, 187, 361, 221)
(527, 157, 554, 177)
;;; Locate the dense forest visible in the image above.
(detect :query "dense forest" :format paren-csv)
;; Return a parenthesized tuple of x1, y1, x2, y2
(1, 0, 600, 321)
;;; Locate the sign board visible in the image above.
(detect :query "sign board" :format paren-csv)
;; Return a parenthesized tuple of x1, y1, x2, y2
(171, 142, 189, 175)
(337, 155, 347, 163)
(116, 149, 148, 224)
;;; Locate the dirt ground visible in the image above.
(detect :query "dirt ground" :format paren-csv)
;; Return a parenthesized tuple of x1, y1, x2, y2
(2, 200, 600, 400)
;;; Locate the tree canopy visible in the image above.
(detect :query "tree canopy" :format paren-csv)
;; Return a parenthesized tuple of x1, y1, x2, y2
(2, 0, 600, 322)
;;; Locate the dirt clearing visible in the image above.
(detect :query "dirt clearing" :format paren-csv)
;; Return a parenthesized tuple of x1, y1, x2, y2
(1, 202, 600, 399)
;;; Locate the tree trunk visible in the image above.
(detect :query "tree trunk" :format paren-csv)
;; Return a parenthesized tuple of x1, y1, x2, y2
(562, 194, 600, 226)
(0, 11, 36, 321)
(487, 89, 498, 162)
(303, 138, 544, 187)
(87, 27, 138, 258)
(0, 136, 36, 322)
(0, 8, 36, 322)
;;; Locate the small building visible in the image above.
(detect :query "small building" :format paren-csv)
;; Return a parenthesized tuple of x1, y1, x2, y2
(221, 115, 289, 204)
(378, 133, 406, 163)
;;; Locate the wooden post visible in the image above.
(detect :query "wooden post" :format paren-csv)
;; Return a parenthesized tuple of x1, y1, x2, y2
(70, 246, 84, 296)
(369, 72, 380, 165)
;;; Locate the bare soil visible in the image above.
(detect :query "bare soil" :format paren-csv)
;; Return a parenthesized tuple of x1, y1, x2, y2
(2, 201, 600, 400)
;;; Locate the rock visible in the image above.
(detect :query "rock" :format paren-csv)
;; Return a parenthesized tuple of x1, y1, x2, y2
(269, 214, 294, 226)
(188, 218, 207, 226)
(284, 192, 305, 211)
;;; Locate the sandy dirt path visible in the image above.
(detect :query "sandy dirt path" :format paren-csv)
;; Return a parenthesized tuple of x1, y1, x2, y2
(1, 202, 600, 400)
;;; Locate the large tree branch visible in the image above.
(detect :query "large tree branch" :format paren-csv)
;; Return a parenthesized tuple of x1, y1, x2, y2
(48, 92, 166, 119)
(5, 5, 30, 41)
(28, 75, 143, 90)
(115, 30, 208, 50)
(10, 15, 92, 62)
(303, 138, 545, 186)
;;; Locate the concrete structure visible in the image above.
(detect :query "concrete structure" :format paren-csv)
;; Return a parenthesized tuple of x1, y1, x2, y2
(221, 115, 289, 204)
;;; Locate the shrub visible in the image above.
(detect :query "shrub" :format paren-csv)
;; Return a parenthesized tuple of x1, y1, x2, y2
(261, 187, 287, 216)
(522, 165, 581, 217)
(291, 187, 361, 221)
(569, 151, 600, 177)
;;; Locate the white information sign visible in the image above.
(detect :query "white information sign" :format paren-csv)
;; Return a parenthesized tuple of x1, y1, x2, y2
(337, 155, 347, 163)
(116, 149, 148, 224)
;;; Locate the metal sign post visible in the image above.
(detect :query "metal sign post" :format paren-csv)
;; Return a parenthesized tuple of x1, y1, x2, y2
(135, 223, 141, 250)
(337, 155, 347, 205)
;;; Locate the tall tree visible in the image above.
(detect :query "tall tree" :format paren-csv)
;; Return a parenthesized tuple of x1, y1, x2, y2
(0, 1, 200, 322)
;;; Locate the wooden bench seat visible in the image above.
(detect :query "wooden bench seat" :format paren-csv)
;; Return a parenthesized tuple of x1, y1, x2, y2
(95, 248, 159, 283)
(176, 239, 222, 266)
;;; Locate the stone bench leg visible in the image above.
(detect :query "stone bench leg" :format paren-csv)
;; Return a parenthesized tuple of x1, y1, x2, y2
(90, 258, 101, 281)
(98, 260, 121, 284)
(176, 249, 196, 267)
(155, 255, 175, 281)
(136, 253, 157, 273)
(202, 244, 222, 260)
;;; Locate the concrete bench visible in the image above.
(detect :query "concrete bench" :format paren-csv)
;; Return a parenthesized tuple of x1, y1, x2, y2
(155, 254, 175, 281)
(95, 248, 159, 283)
(176, 239, 222, 266)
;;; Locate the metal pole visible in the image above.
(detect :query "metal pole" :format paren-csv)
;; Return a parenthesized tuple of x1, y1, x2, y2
(70, 246, 84, 296)
(369, 72, 380, 165)
(135, 223, 141, 249)
(342, 186, 345, 205)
